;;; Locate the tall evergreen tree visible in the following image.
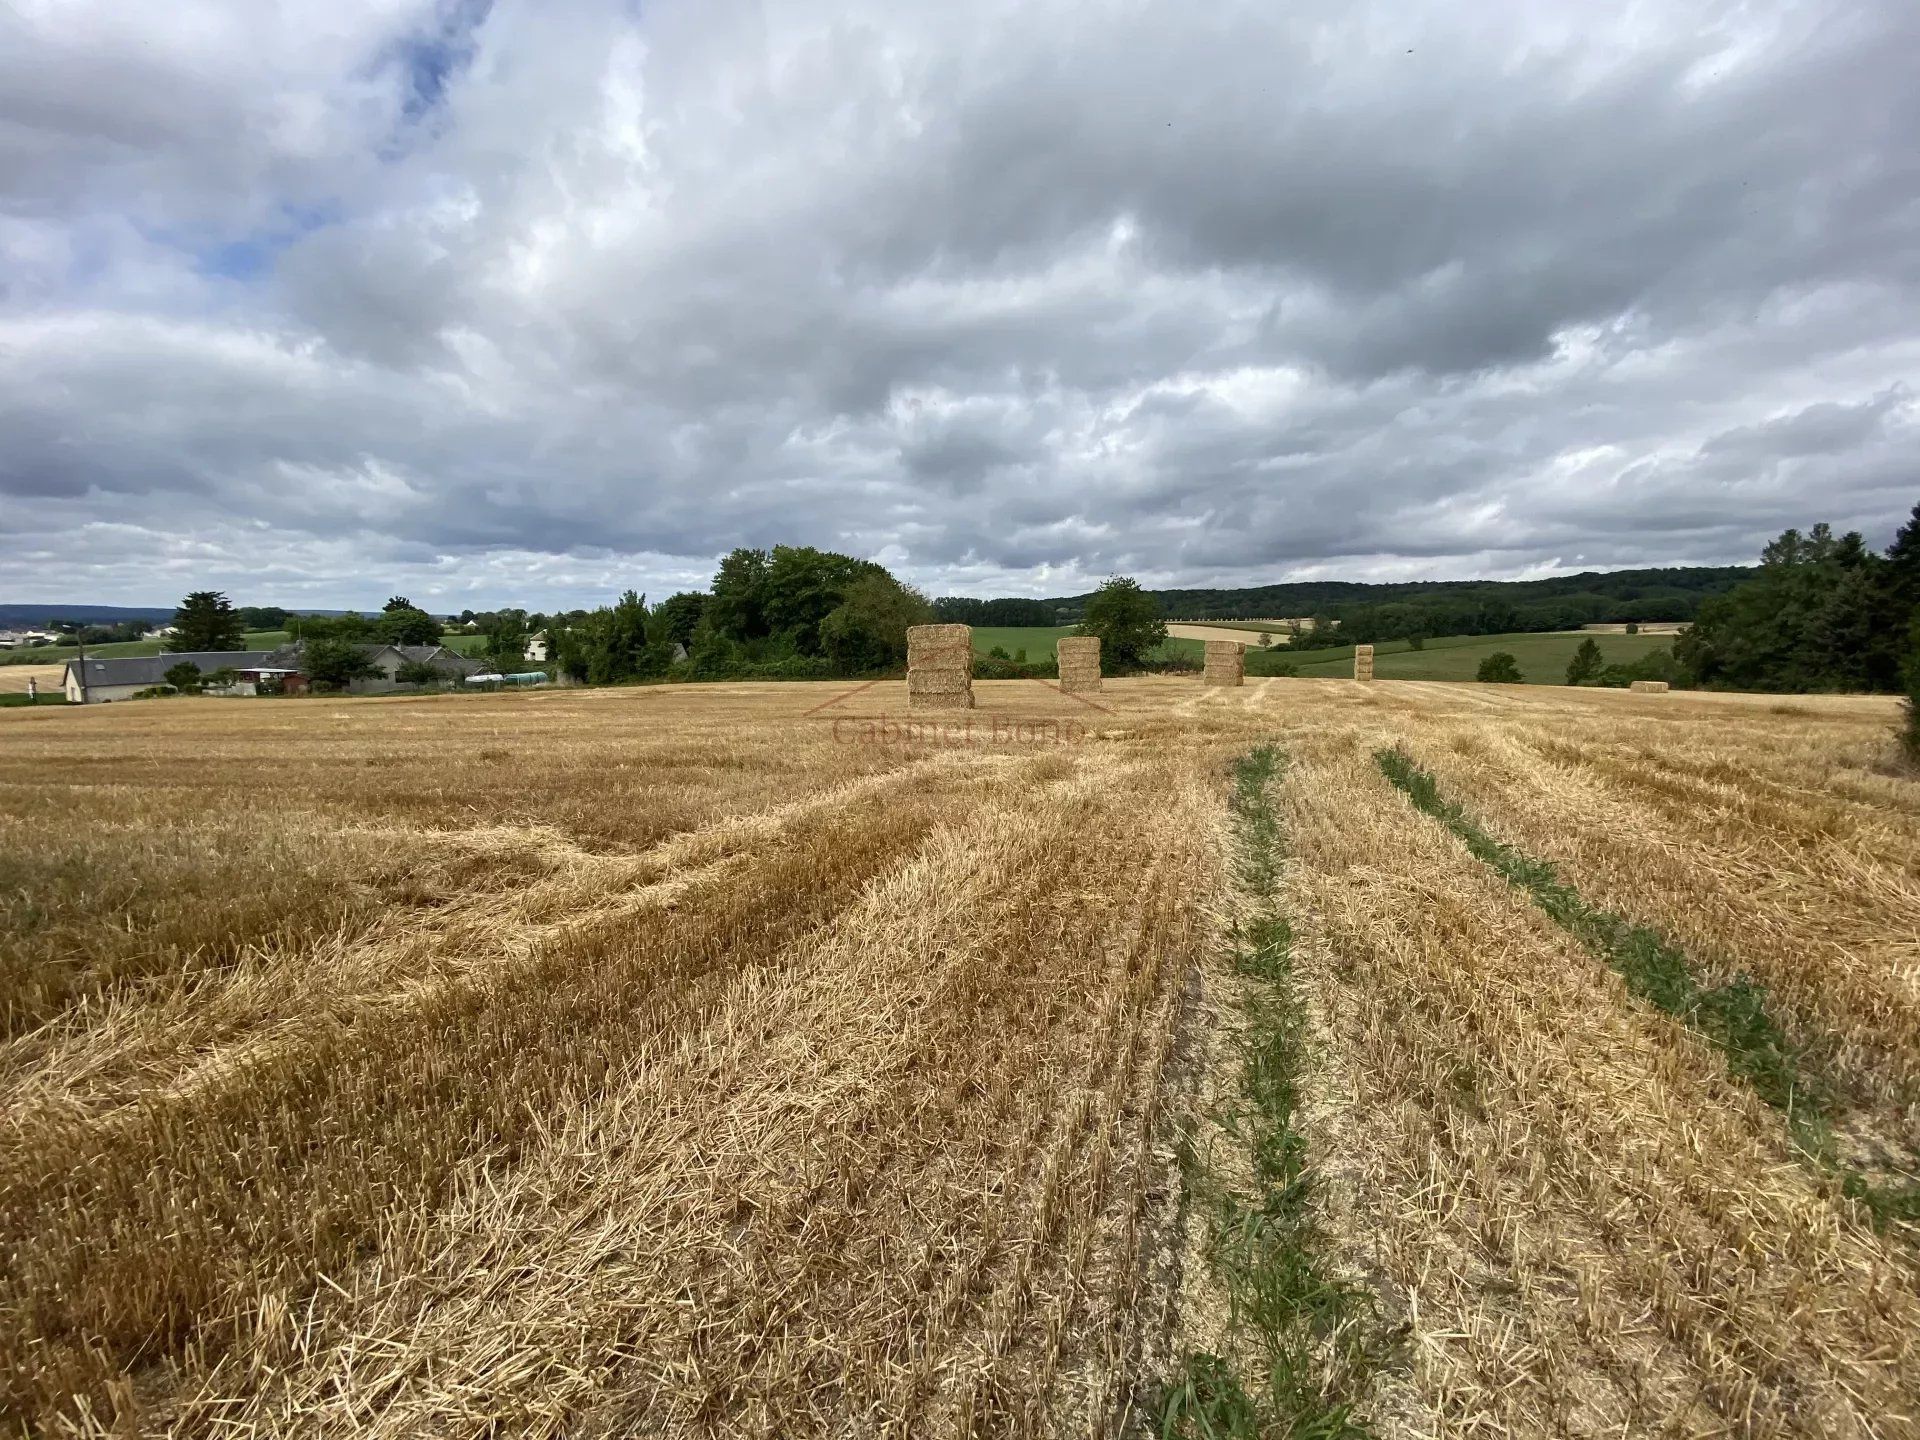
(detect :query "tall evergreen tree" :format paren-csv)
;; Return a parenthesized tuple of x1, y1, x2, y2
(165, 591, 246, 652)
(1565, 636, 1604, 686)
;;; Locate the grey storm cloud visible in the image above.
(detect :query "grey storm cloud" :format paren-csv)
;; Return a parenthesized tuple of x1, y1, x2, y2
(1, 0, 1916, 609)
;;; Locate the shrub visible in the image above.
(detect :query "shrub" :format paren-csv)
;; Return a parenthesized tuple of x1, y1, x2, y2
(395, 660, 444, 686)
(1594, 647, 1683, 689)
(1476, 652, 1524, 684)
(972, 653, 1058, 681)
(1901, 627, 1920, 765)
(163, 662, 204, 694)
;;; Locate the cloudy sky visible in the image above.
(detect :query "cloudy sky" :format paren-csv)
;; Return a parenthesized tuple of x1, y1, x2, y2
(3, 0, 1916, 610)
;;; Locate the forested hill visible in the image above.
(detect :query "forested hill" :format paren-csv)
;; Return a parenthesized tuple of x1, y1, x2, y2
(0, 603, 176, 626)
(1039, 565, 1754, 627)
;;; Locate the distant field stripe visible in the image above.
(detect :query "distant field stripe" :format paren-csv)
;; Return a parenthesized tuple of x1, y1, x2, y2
(1159, 745, 1383, 1438)
(1375, 745, 1920, 1234)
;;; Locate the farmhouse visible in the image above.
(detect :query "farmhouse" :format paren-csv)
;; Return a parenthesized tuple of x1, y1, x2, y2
(63, 651, 286, 703)
(367, 644, 486, 690)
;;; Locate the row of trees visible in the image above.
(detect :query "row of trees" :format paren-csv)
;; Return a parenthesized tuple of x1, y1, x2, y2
(163, 593, 449, 652)
(40, 619, 149, 646)
(1059, 566, 1753, 626)
(539, 558, 1180, 687)
(931, 596, 1059, 627)
(282, 597, 445, 649)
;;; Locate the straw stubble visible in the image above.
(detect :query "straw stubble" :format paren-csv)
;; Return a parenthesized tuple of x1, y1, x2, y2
(2, 677, 1913, 1435)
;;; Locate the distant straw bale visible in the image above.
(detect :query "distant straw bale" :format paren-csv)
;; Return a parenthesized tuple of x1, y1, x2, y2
(1203, 639, 1244, 687)
(1056, 636, 1102, 694)
(1629, 679, 1671, 693)
(907, 623, 973, 711)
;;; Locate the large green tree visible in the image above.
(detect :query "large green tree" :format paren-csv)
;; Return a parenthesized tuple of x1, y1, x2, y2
(705, 545, 891, 659)
(762, 546, 886, 653)
(652, 591, 708, 648)
(1077, 576, 1168, 670)
(302, 638, 382, 689)
(165, 591, 246, 652)
(819, 574, 934, 672)
(706, 548, 773, 642)
(375, 606, 443, 647)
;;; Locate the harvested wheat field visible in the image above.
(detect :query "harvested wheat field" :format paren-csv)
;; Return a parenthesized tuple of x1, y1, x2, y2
(2, 679, 1916, 1437)
(0, 664, 63, 696)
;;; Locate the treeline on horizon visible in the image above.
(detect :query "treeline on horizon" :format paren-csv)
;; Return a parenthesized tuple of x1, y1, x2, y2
(1029, 565, 1755, 644)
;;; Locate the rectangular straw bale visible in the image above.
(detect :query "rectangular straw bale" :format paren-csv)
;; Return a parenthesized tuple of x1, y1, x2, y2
(1629, 679, 1671, 693)
(907, 623, 974, 711)
(1203, 639, 1244, 687)
(909, 690, 974, 710)
(906, 624, 973, 663)
(1056, 635, 1102, 693)
(1354, 643, 1375, 682)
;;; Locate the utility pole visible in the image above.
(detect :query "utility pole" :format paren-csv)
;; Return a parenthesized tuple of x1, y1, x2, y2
(73, 630, 88, 704)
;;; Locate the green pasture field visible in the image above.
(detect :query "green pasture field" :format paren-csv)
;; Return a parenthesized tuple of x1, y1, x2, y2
(0, 630, 292, 665)
(1276, 631, 1672, 683)
(965, 625, 1672, 684)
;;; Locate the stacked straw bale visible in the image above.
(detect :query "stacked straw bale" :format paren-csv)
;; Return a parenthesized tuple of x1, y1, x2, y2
(1629, 679, 1671, 693)
(1354, 644, 1375, 682)
(1202, 639, 1245, 687)
(1056, 636, 1102, 694)
(907, 623, 974, 711)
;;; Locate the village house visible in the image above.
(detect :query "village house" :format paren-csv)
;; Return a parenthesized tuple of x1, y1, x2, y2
(63, 644, 483, 703)
(62, 651, 288, 703)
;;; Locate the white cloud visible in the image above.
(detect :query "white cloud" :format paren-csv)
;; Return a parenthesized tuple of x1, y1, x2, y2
(2, 0, 1917, 608)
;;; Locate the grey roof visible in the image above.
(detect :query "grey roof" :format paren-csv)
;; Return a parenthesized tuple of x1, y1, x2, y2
(257, 641, 486, 678)
(65, 651, 277, 689)
(393, 644, 483, 674)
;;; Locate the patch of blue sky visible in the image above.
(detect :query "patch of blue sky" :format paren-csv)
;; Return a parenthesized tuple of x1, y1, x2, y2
(183, 202, 342, 283)
(396, 0, 493, 123)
